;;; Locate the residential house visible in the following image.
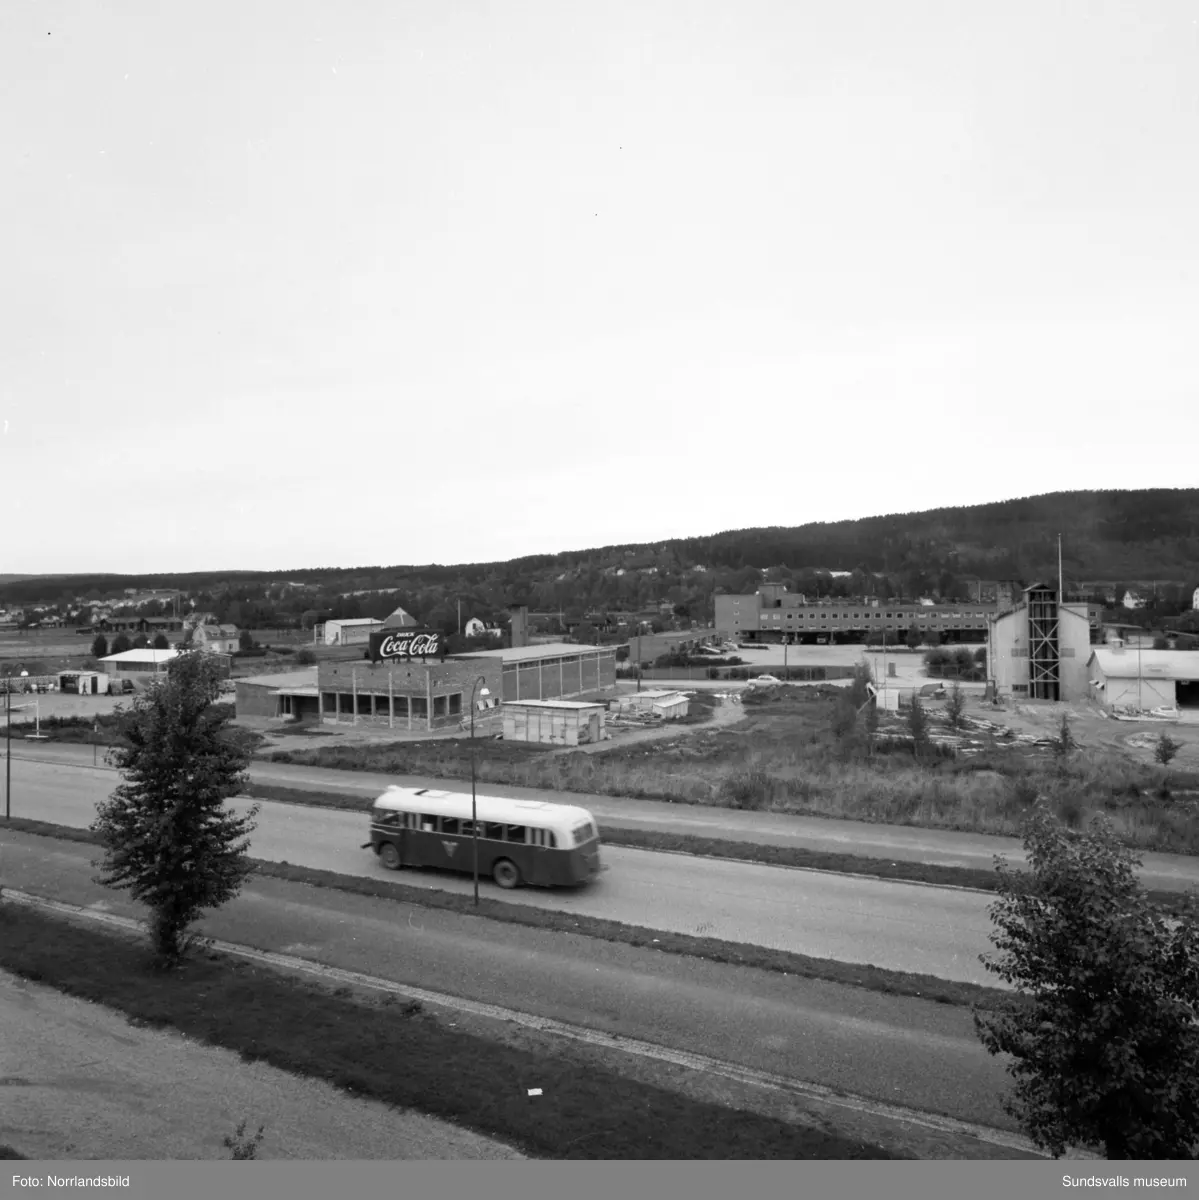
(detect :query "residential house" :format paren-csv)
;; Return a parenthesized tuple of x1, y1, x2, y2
(189, 624, 241, 654)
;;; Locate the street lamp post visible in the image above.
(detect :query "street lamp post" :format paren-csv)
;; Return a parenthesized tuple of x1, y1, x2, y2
(4, 666, 25, 821)
(469, 674, 491, 907)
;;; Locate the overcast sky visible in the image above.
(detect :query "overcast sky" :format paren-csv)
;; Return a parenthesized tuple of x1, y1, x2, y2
(2, 2, 1197, 575)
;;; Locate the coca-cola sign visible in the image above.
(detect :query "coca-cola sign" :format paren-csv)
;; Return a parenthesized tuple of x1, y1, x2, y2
(369, 629, 445, 662)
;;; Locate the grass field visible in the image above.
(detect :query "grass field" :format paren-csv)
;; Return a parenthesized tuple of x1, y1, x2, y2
(0, 902, 898, 1159)
(267, 685, 1199, 856)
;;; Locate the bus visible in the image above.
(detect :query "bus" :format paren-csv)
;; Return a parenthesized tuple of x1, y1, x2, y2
(363, 786, 605, 890)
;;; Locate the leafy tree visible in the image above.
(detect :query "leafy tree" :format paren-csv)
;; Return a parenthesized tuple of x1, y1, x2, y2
(91, 652, 260, 966)
(904, 623, 921, 650)
(944, 682, 966, 731)
(1152, 635, 1169, 650)
(91, 633, 108, 659)
(295, 647, 317, 665)
(132, 633, 150, 649)
(238, 630, 254, 651)
(152, 633, 170, 650)
(974, 805, 1199, 1159)
(111, 633, 132, 655)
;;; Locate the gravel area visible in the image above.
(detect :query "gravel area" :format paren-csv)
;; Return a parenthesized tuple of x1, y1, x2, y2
(0, 969, 523, 1161)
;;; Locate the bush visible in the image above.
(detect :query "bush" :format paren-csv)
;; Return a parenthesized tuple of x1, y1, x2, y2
(295, 648, 317, 665)
(718, 770, 774, 811)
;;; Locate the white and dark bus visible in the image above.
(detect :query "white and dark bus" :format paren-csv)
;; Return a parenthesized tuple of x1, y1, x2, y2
(363, 786, 605, 890)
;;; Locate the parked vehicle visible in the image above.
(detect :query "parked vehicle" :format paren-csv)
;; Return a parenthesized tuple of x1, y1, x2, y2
(363, 786, 605, 890)
(746, 675, 783, 686)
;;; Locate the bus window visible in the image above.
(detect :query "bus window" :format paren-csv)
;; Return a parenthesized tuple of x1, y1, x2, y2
(460, 820, 477, 837)
(531, 829, 557, 848)
(376, 810, 401, 828)
(572, 822, 595, 844)
(505, 825, 527, 843)
(420, 815, 437, 832)
(484, 822, 505, 840)
(442, 818, 461, 835)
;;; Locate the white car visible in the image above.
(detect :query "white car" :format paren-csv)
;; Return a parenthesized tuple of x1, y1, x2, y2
(747, 674, 782, 686)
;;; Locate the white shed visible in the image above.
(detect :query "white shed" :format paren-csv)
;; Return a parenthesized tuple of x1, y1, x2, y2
(1087, 648, 1199, 715)
(322, 618, 384, 646)
(502, 699, 607, 746)
(613, 689, 690, 719)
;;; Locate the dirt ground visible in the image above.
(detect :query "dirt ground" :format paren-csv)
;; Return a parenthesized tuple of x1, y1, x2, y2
(0, 968, 522, 1161)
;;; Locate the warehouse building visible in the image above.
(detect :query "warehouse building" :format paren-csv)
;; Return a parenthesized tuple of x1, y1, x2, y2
(502, 699, 607, 746)
(1087, 648, 1199, 717)
(236, 668, 321, 722)
(458, 642, 616, 702)
(97, 648, 179, 684)
(716, 585, 996, 645)
(319, 617, 384, 646)
(319, 657, 504, 732)
(987, 583, 1092, 702)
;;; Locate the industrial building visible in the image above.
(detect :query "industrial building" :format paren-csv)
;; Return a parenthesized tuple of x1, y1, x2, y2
(458, 642, 616, 702)
(235, 668, 321, 723)
(318, 617, 384, 646)
(318, 657, 505, 732)
(987, 583, 1092, 702)
(716, 584, 997, 645)
(97, 648, 180, 683)
(502, 699, 607, 746)
(626, 630, 721, 665)
(1087, 648, 1199, 717)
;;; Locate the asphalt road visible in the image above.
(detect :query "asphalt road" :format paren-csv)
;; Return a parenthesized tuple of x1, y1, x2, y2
(11, 741, 1199, 893)
(0, 831, 1019, 1136)
(0, 754, 1002, 987)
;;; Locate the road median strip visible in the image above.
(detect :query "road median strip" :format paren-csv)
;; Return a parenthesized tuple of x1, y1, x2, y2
(0, 893, 897, 1161)
(1, 815, 1012, 1010)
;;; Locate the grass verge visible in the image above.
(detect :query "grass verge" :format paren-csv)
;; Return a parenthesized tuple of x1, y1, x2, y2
(0, 902, 898, 1160)
(1, 815, 1011, 1010)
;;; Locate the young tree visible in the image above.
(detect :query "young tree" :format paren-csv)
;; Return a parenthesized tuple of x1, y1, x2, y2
(91, 652, 260, 966)
(1154, 731, 1181, 767)
(1052, 713, 1076, 763)
(904, 623, 921, 651)
(906, 695, 930, 757)
(944, 682, 966, 731)
(238, 629, 254, 651)
(974, 805, 1199, 1160)
(91, 633, 108, 659)
(152, 633, 170, 650)
(111, 633, 132, 655)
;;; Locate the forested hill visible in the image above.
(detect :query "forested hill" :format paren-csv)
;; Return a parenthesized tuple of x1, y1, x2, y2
(662, 489, 1199, 581)
(3, 491, 1197, 621)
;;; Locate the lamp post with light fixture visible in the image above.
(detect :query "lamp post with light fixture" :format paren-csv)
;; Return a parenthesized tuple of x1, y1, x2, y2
(470, 674, 491, 906)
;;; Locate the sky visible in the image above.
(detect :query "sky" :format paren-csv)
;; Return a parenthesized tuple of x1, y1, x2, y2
(2, 1, 1198, 575)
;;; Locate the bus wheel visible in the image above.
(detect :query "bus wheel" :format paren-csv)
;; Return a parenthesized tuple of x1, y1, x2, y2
(378, 842, 401, 871)
(493, 859, 520, 889)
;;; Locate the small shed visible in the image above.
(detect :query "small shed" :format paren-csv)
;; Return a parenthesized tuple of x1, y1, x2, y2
(58, 670, 109, 696)
(502, 699, 607, 746)
(612, 689, 690, 719)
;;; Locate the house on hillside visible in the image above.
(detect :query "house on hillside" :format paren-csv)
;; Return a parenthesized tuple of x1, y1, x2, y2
(1123, 590, 1146, 610)
(464, 617, 487, 637)
(189, 623, 240, 654)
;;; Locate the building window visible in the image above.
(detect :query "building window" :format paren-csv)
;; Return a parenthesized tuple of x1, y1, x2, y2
(433, 695, 447, 717)
(392, 695, 409, 717)
(356, 693, 372, 715)
(449, 693, 462, 715)
(321, 692, 338, 711)
(412, 697, 428, 718)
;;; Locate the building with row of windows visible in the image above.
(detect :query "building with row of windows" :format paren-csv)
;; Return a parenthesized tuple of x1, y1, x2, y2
(716, 584, 998, 645)
(234, 642, 618, 733)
